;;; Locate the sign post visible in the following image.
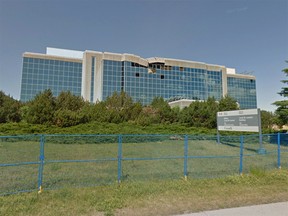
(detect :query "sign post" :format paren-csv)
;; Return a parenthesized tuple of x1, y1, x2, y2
(217, 108, 265, 154)
(257, 109, 265, 154)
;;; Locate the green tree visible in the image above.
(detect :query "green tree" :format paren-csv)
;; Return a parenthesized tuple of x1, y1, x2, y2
(54, 109, 88, 127)
(273, 63, 288, 125)
(20, 105, 29, 122)
(136, 106, 159, 126)
(26, 89, 56, 125)
(171, 106, 181, 123)
(0, 91, 22, 123)
(55, 91, 85, 111)
(150, 97, 174, 123)
(129, 102, 143, 121)
(105, 91, 136, 123)
(261, 110, 277, 132)
(205, 97, 219, 128)
(218, 95, 239, 111)
(88, 101, 109, 122)
(180, 101, 204, 127)
(84, 93, 142, 124)
(53, 91, 88, 127)
(179, 98, 219, 128)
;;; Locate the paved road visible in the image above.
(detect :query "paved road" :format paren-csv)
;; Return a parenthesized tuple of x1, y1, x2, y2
(175, 202, 288, 216)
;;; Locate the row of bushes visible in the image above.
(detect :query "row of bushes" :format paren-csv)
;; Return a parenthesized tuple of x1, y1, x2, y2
(0, 90, 278, 132)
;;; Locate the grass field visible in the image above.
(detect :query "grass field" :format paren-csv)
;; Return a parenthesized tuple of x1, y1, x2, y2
(0, 169, 288, 216)
(1, 134, 287, 196)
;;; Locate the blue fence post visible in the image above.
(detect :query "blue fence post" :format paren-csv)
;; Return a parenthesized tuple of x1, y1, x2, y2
(217, 130, 220, 144)
(37, 135, 45, 193)
(184, 135, 188, 180)
(117, 134, 123, 184)
(277, 133, 281, 169)
(239, 135, 244, 175)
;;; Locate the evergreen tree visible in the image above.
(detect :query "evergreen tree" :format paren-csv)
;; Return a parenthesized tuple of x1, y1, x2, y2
(273, 62, 288, 125)
(55, 91, 85, 111)
(53, 91, 88, 127)
(89, 101, 109, 122)
(0, 91, 22, 123)
(105, 91, 136, 123)
(205, 97, 219, 128)
(179, 98, 219, 128)
(150, 97, 174, 123)
(218, 95, 239, 111)
(261, 110, 277, 131)
(26, 89, 56, 125)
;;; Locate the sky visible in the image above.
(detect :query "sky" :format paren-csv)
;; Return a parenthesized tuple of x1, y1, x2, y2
(0, 0, 287, 112)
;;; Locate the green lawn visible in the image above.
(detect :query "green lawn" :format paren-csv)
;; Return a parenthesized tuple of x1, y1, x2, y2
(1, 134, 287, 196)
(0, 169, 288, 216)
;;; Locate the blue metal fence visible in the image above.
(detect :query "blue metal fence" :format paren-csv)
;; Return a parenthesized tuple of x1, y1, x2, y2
(0, 133, 287, 196)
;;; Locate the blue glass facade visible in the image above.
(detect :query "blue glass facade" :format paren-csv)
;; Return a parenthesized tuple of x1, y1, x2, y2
(102, 60, 223, 105)
(102, 60, 123, 100)
(124, 61, 150, 104)
(227, 76, 257, 109)
(20, 57, 82, 102)
(20, 49, 257, 110)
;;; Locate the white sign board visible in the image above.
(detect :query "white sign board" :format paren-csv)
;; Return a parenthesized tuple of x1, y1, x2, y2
(217, 109, 260, 132)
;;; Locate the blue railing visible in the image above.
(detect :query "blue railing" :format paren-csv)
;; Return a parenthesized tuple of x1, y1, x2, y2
(0, 133, 287, 195)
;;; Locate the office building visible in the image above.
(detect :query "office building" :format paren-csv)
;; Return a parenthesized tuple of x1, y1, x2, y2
(20, 47, 257, 109)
